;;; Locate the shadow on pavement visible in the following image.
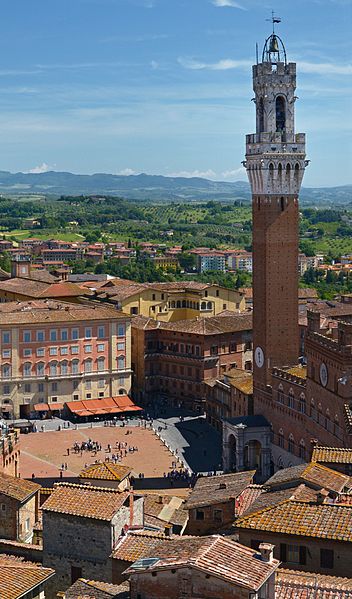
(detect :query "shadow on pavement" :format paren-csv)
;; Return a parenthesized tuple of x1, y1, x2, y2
(174, 417, 222, 473)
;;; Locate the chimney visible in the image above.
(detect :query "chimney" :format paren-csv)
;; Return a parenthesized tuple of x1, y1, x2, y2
(129, 489, 134, 528)
(259, 543, 275, 563)
(317, 489, 329, 505)
(307, 310, 321, 334)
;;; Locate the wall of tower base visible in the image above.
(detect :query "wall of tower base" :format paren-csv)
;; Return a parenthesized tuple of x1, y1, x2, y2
(252, 194, 299, 389)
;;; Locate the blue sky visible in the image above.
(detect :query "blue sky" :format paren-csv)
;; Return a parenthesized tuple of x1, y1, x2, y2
(0, 0, 351, 186)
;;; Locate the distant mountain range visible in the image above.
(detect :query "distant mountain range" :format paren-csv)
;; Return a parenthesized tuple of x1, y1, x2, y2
(0, 170, 350, 204)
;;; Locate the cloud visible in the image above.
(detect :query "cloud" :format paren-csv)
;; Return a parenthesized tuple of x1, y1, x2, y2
(222, 166, 247, 180)
(212, 0, 246, 8)
(116, 168, 138, 176)
(27, 162, 54, 173)
(299, 61, 352, 75)
(178, 57, 251, 71)
(166, 169, 218, 179)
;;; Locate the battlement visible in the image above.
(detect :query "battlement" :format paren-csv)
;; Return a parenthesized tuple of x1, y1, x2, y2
(272, 367, 307, 387)
(253, 61, 296, 77)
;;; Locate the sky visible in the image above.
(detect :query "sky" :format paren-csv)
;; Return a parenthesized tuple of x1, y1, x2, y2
(0, 0, 351, 187)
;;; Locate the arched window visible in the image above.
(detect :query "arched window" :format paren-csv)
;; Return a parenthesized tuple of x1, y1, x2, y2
(2, 363, 11, 379)
(286, 163, 291, 186)
(50, 361, 58, 376)
(207, 301, 212, 310)
(276, 95, 286, 132)
(258, 97, 265, 133)
(278, 428, 285, 448)
(97, 357, 105, 372)
(182, 300, 186, 308)
(278, 384, 284, 404)
(117, 355, 125, 371)
(84, 359, 93, 374)
(36, 362, 45, 377)
(72, 359, 79, 375)
(23, 362, 32, 377)
(288, 388, 295, 409)
(299, 439, 306, 460)
(288, 434, 295, 454)
(201, 301, 206, 310)
(299, 393, 306, 414)
(176, 301, 181, 309)
(61, 360, 68, 376)
(119, 388, 127, 395)
(170, 301, 175, 309)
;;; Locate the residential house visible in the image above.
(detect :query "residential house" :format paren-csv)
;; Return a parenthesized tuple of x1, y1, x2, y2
(0, 554, 55, 599)
(59, 578, 130, 599)
(42, 482, 144, 596)
(184, 471, 255, 535)
(125, 536, 279, 599)
(0, 472, 40, 542)
(205, 369, 253, 432)
(79, 462, 132, 491)
(311, 445, 352, 476)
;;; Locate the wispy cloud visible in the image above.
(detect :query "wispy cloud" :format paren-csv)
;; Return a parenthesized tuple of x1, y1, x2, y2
(166, 169, 218, 179)
(299, 61, 352, 75)
(179, 56, 352, 76)
(178, 57, 251, 71)
(212, 0, 246, 8)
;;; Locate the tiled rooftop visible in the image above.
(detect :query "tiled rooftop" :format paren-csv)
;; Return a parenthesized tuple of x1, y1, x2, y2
(42, 482, 129, 521)
(113, 530, 174, 563)
(0, 472, 40, 502)
(0, 299, 127, 325)
(184, 471, 255, 509)
(132, 312, 252, 335)
(63, 578, 130, 599)
(236, 499, 352, 542)
(264, 462, 352, 494)
(276, 569, 352, 598)
(226, 369, 253, 394)
(312, 446, 352, 465)
(79, 462, 132, 482)
(0, 277, 82, 298)
(242, 484, 320, 516)
(125, 535, 279, 591)
(0, 555, 54, 599)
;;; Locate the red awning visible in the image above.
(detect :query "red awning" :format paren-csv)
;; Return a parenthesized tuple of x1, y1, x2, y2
(65, 396, 142, 416)
(49, 403, 64, 411)
(34, 403, 50, 412)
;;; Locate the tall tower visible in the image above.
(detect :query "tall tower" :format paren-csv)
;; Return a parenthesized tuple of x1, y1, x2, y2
(244, 23, 308, 391)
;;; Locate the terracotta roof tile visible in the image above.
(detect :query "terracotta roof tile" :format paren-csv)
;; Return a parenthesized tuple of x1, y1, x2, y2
(236, 499, 352, 542)
(112, 530, 173, 563)
(242, 484, 320, 516)
(0, 300, 127, 325)
(265, 463, 352, 494)
(125, 535, 279, 591)
(42, 482, 129, 521)
(132, 312, 252, 335)
(63, 578, 130, 599)
(0, 473, 40, 502)
(0, 555, 54, 599)
(276, 569, 352, 598)
(143, 494, 188, 528)
(79, 462, 132, 482)
(184, 471, 255, 509)
(312, 446, 352, 465)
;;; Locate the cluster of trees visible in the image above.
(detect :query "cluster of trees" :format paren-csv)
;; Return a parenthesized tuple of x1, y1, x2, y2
(302, 267, 352, 300)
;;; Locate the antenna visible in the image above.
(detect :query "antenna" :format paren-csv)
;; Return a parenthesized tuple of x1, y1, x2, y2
(266, 10, 281, 34)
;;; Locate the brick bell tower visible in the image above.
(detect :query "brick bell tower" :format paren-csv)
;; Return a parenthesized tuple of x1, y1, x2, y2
(244, 21, 308, 392)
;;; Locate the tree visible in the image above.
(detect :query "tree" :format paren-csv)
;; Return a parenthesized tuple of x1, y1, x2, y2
(178, 253, 197, 272)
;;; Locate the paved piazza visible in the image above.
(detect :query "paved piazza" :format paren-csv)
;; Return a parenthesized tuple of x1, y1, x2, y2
(19, 424, 180, 482)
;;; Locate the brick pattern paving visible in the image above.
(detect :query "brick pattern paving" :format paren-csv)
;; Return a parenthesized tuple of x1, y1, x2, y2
(19, 426, 179, 481)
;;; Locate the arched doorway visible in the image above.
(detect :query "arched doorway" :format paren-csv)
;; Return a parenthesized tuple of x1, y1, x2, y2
(228, 434, 236, 471)
(244, 440, 262, 472)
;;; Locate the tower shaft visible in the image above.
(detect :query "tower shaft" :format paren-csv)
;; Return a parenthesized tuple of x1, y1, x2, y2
(244, 56, 308, 390)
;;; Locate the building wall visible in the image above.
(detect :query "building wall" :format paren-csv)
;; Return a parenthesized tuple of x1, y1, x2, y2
(185, 499, 236, 535)
(0, 316, 131, 418)
(132, 326, 251, 410)
(0, 430, 20, 476)
(129, 566, 263, 599)
(0, 492, 38, 542)
(237, 530, 351, 577)
(120, 286, 244, 321)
